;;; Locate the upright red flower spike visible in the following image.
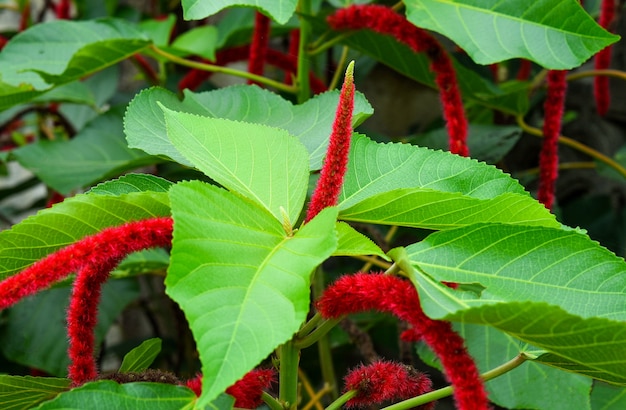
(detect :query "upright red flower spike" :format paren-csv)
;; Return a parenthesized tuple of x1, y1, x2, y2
(594, 0, 616, 116)
(328, 5, 468, 157)
(343, 360, 434, 409)
(317, 272, 489, 410)
(538, 70, 568, 210)
(304, 61, 355, 222)
(248, 11, 271, 85)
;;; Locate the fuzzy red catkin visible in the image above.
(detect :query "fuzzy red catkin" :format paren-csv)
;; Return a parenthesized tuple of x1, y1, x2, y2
(247, 11, 271, 85)
(343, 360, 434, 409)
(594, 0, 616, 116)
(317, 272, 489, 410)
(55, 0, 71, 19)
(328, 5, 468, 156)
(285, 29, 301, 84)
(304, 62, 354, 222)
(538, 70, 568, 210)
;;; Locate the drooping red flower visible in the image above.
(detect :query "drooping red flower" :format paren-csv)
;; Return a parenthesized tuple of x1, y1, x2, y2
(185, 373, 203, 396)
(248, 12, 271, 85)
(328, 5, 468, 156)
(538, 70, 567, 210)
(317, 272, 489, 410)
(285, 30, 300, 84)
(343, 360, 434, 409)
(304, 62, 355, 222)
(516, 60, 532, 81)
(594, 0, 616, 116)
(225, 368, 276, 408)
(55, 0, 71, 19)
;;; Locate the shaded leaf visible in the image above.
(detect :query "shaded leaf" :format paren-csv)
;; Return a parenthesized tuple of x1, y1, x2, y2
(591, 382, 626, 410)
(171, 26, 218, 60)
(0, 375, 70, 410)
(119, 338, 163, 373)
(182, 0, 297, 24)
(162, 109, 309, 224)
(34, 381, 195, 409)
(14, 108, 156, 195)
(404, 0, 619, 69)
(124, 85, 373, 170)
(88, 174, 173, 196)
(166, 181, 337, 407)
(0, 279, 139, 377)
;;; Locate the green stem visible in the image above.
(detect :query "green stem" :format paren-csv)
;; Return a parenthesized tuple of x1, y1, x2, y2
(325, 390, 357, 410)
(309, 32, 354, 56)
(296, 0, 312, 103)
(297, 312, 323, 338)
(279, 341, 301, 410)
(262, 391, 284, 410)
(295, 318, 341, 349)
(149, 45, 297, 94)
(313, 265, 339, 399)
(381, 353, 530, 410)
(328, 46, 349, 90)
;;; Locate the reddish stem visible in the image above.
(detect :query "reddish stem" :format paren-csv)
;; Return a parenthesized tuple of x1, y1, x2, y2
(328, 5, 468, 156)
(248, 12, 271, 85)
(538, 70, 567, 210)
(305, 62, 354, 222)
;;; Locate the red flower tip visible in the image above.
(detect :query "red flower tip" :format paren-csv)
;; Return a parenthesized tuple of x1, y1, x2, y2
(538, 70, 568, 210)
(185, 373, 203, 396)
(225, 368, 276, 409)
(248, 12, 271, 85)
(344, 360, 434, 409)
(305, 61, 355, 222)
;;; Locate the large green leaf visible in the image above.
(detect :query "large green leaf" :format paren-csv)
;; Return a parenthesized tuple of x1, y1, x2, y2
(591, 382, 626, 409)
(34, 381, 196, 410)
(340, 189, 559, 229)
(392, 223, 626, 383)
(162, 108, 309, 224)
(0, 175, 171, 279)
(13, 108, 156, 195)
(182, 0, 297, 24)
(404, 0, 619, 69)
(0, 19, 150, 110)
(0, 279, 139, 377)
(417, 324, 592, 410)
(124, 85, 373, 170)
(338, 134, 555, 229)
(334, 222, 390, 260)
(0, 376, 70, 410)
(166, 181, 338, 407)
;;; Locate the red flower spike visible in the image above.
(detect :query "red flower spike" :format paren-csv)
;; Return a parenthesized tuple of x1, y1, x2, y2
(55, 0, 71, 19)
(0, 217, 173, 311)
(343, 360, 434, 409)
(285, 30, 301, 84)
(317, 273, 490, 410)
(304, 61, 355, 222)
(248, 12, 271, 85)
(185, 373, 203, 396)
(225, 368, 276, 408)
(328, 5, 468, 156)
(516, 60, 532, 81)
(594, 0, 616, 116)
(538, 70, 568, 210)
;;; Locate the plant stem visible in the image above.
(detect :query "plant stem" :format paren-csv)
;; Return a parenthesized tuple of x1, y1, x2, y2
(296, 0, 312, 103)
(328, 46, 349, 90)
(353, 255, 392, 270)
(295, 318, 341, 349)
(149, 45, 297, 94)
(516, 114, 626, 180)
(326, 390, 358, 410)
(381, 353, 530, 410)
(309, 32, 353, 56)
(313, 265, 339, 399)
(279, 341, 300, 410)
(262, 391, 283, 410)
(567, 69, 626, 82)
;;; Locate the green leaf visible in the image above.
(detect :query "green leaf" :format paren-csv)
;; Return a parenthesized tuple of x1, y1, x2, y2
(334, 222, 390, 260)
(139, 15, 177, 47)
(339, 190, 559, 229)
(34, 381, 196, 410)
(32, 82, 96, 107)
(0, 376, 70, 410)
(171, 26, 218, 60)
(124, 85, 373, 170)
(395, 223, 626, 383)
(591, 382, 626, 409)
(162, 108, 309, 224)
(88, 174, 173, 195)
(111, 248, 170, 279)
(339, 134, 540, 209)
(166, 181, 338, 407)
(0, 19, 150, 110)
(416, 324, 592, 410)
(0, 179, 170, 280)
(0, 279, 139, 377)
(404, 0, 620, 69)
(118, 338, 163, 373)
(410, 125, 522, 165)
(182, 0, 297, 24)
(13, 108, 156, 195)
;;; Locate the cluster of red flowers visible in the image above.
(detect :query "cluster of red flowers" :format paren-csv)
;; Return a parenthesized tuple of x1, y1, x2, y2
(327, 4, 469, 157)
(185, 369, 275, 408)
(317, 272, 490, 410)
